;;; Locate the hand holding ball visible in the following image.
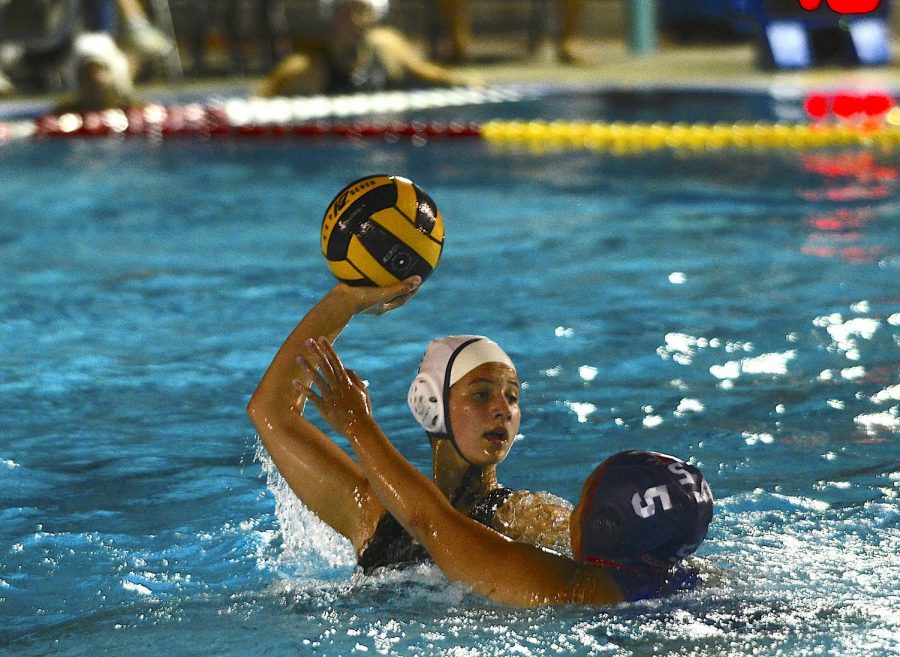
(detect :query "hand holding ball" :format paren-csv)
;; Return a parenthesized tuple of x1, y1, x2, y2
(321, 175, 444, 287)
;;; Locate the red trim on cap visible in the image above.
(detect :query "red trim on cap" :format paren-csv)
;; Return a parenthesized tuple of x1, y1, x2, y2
(583, 556, 641, 575)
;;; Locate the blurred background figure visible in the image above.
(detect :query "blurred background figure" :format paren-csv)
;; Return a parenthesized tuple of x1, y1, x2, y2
(0, 0, 175, 96)
(0, 0, 77, 95)
(436, 0, 588, 63)
(53, 31, 137, 112)
(81, 0, 177, 78)
(0, 61, 13, 97)
(259, 0, 478, 97)
(117, 0, 174, 61)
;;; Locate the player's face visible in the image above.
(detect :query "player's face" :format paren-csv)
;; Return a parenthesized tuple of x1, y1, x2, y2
(447, 362, 520, 466)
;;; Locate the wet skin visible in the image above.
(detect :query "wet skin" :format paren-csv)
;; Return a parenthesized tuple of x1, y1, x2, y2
(446, 362, 520, 467)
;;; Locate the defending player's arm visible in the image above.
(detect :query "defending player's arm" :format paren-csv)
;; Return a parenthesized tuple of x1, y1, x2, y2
(247, 279, 419, 550)
(299, 338, 624, 607)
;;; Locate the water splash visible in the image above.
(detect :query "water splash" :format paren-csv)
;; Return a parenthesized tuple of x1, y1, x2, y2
(254, 439, 355, 579)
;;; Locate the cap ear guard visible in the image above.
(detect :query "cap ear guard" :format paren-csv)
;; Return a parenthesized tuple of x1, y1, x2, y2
(408, 372, 445, 434)
(583, 506, 626, 557)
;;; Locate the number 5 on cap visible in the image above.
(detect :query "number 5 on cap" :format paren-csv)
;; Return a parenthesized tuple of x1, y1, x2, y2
(632, 486, 673, 518)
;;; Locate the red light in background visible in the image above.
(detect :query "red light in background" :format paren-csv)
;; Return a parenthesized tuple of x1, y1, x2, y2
(862, 93, 893, 115)
(804, 94, 829, 118)
(832, 94, 859, 118)
(803, 92, 895, 120)
(798, 0, 882, 12)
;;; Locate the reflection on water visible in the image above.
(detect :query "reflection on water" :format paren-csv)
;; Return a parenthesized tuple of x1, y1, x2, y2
(798, 152, 898, 263)
(229, 487, 897, 657)
(0, 131, 897, 656)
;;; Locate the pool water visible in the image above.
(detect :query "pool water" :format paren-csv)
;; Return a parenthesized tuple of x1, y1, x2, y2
(1, 93, 899, 656)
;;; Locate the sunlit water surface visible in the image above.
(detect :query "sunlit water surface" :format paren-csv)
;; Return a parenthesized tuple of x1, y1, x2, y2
(1, 90, 898, 656)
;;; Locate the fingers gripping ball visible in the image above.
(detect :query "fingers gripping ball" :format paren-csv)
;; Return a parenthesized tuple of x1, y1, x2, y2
(321, 175, 445, 287)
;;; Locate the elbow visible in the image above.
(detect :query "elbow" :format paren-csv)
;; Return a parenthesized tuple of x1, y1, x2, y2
(246, 391, 260, 421)
(246, 393, 277, 450)
(246, 388, 269, 428)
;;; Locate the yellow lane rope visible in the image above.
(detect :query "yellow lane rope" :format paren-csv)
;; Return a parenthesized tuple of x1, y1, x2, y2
(480, 120, 900, 152)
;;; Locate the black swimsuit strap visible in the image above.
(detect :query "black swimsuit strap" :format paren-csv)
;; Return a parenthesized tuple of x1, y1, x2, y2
(357, 512, 430, 574)
(357, 486, 517, 574)
(468, 487, 515, 527)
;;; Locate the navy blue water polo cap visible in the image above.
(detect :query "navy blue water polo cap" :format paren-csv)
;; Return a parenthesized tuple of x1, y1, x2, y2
(573, 450, 714, 571)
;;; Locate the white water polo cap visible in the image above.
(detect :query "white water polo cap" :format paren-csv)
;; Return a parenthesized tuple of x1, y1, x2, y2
(68, 32, 133, 95)
(408, 336, 516, 435)
(320, 0, 389, 21)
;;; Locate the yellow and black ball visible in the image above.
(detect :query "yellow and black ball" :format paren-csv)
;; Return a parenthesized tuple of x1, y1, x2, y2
(321, 174, 444, 287)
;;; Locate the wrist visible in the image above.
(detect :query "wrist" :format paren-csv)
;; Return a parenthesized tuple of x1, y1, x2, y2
(343, 413, 378, 441)
(322, 283, 361, 318)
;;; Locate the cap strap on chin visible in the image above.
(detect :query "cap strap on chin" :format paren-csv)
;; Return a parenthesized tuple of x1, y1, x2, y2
(408, 335, 516, 466)
(442, 337, 482, 459)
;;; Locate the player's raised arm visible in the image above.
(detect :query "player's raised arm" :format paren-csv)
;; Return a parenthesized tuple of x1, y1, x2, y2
(247, 279, 420, 549)
(298, 337, 629, 607)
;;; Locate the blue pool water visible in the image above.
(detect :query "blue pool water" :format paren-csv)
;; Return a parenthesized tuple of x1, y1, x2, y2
(1, 90, 899, 656)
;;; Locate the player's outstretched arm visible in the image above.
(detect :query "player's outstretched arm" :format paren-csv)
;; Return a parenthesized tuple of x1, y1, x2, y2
(299, 337, 624, 607)
(247, 278, 419, 549)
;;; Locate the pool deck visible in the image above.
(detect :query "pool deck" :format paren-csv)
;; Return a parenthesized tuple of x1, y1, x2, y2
(467, 39, 900, 91)
(158, 38, 900, 96)
(2, 39, 899, 120)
